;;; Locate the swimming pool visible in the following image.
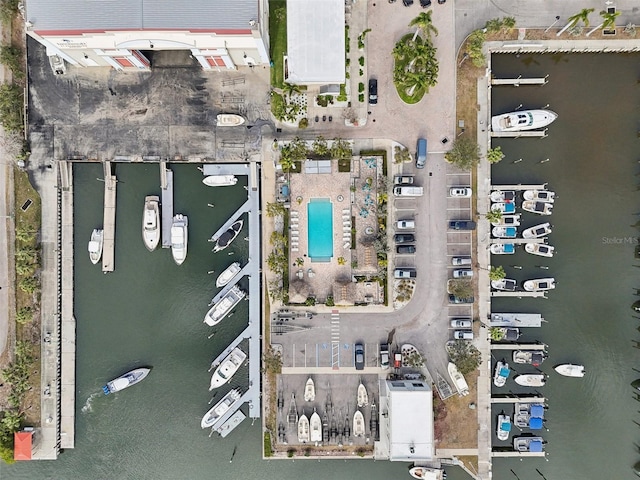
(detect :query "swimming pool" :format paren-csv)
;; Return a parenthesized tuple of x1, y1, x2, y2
(307, 198, 333, 261)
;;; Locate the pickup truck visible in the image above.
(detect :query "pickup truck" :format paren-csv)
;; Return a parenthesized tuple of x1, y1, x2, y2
(393, 186, 424, 197)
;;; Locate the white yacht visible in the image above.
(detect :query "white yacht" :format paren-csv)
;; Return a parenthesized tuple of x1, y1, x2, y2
(304, 377, 315, 402)
(490, 243, 515, 255)
(202, 175, 238, 187)
(490, 190, 515, 203)
(492, 226, 517, 238)
(523, 190, 555, 203)
(409, 467, 446, 480)
(102, 367, 150, 395)
(216, 262, 242, 288)
(88, 229, 104, 265)
(525, 243, 555, 257)
(204, 285, 246, 326)
(497, 413, 512, 441)
(491, 109, 558, 132)
(216, 114, 246, 127)
(142, 196, 160, 251)
(298, 413, 310, 443)
(522, 200, 553, 216)
(170, 214, 188, 265)
(522, 222, 552, 239)
(554, 363, 585, 378)
(491, 278, 517, 291)
(200, 389, 241, 429)
(209, 347, 247, 390)
(491, 214, 521, 227)
(309, 410, 322, 443)
(523, 278, 556, 292)
(514, 374, 546, 387)
(212, 219, 244, 253)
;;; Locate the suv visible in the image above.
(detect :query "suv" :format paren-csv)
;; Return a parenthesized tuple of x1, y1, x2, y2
(397, 219, 415, 230)
(394, 175, 414, 185)
(451, 318, 472, 328)
(394, 268, 417, 279)
(452, 256, 472, 266)
(454, 330, 474, 340)
(397, 245, 416, 254)
(449, 187, 472, 197)
(380, 344, 390, 369)
(415, 138, 427, 169)
(419, 0, 431, 7)
(355, 343, 365, 370)
(402, 0, 414, 5)
(449, 220, 476, 231)
(453, 269, 473, 278)
(449, 294, 474, 304)
(394, 233, 415, 243)
(368, 79, 378, 105)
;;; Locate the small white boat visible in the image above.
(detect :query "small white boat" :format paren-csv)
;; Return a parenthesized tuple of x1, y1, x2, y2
(491, 109, 558, 132)
(200, 388, 241, 429)
(216, 262, 242, 288)
(216, 114, 246, 127)
(102, 367, 150, 395)
(497, 413, 512, 441)
(491, 202, 516, 214)
(491, 278, 517, 291)
(492, 226, 517, 238)
(88, 229, 104, 265)
(513, 350, 546, 367)
(304, 377, 315, 402)
(171, 214, 188, 265)
(523, 190, 555, 203)
(514, 374, 546, 387)
(490, 243, 515, 255)
(298, 413, 310, 443)
(494, 360, 510, 387)
(353, 410, 365, 437)
(209, 347, 247, 390)
(513, 436, 545, 452)
(491, 214, 521, 227)
(204, 285, 246, 326)
(554, 363, 585, 378)
(310, 410, 322, 442)
(409, 466, 446, 480)
(523, 277, 555, 292)
(202, 175, 238, 187)
(522, 222, 552, 239)
(447, 362, 469, 396)
(142, 196, 160, 251)
(522, 200, 553, 216)
(490, 190, 515, 203)
(212, 219, 244, 253)
(525, 243, 555, 258)
(357, 382, 369, 407)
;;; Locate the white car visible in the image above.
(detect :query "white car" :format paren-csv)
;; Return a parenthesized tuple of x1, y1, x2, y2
(450, 319, 472, 328)
(396, 219, 415, 230)
(394, 268, 416, 279)
(454, 330, 474, 340)
(453, 269, 473, 278)
(449, 187, 472, 197)
(451, 256, 471, 266)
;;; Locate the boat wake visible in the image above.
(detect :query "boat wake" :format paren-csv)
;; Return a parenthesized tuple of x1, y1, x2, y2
(81, 392, 102, 413)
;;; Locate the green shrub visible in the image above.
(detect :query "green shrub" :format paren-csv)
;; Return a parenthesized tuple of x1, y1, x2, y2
(337, 84, 347, 102)
(325, 295, 335, 307)
(287, 448, 296, 457)
(0, 83, 23, 133)
(358, 82, 365, 93)
(264, 432, 272, 457)
(15, 306, 33, 325)
(358, 56, 365, 66)
(0, 0, 19, 25)
(18, 275, 39, 294)
(298, 118, 309, 129)
(0, 46, 23, 79)
(358, 93, 365, 103)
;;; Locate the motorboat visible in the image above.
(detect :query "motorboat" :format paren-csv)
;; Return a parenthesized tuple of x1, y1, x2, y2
(634, 460, 640, 478)
(523, 278, 556, 292)
(525, 243, 555, 257)
(204, 285, 246, 326)
(409, 466, 447, 480)
(522, 222, 552, 239)
(490, 190, 515, 203)
(310, 410, 322, 442)
(492, 226, 517, 238)
(88, 229, 104, 265)
(170, 214, 188, 265)
(216, 114, 246, 127)
(632, 379, 640, 392)
(202, 175, 238, 187)
(493, 360, 510, 387)
(491, 214, 521, 227)
(102, 367, 150, 395)
(497, 413, 512, 441)
(353, 410, 365, 437)
(447, 362, 469, 396)
(216, 262, 242, 288)
(523, 190, 555, 203)
(514, 403, 545, 430)
(212, 219, 244, 253)
(357, 382, 369, 407)
(491, 109, 558, 132)
(490, 244, 515, 255)
(554, 363, 585, 378)
(491, 278, 517, 291)
(298, 413, 310, 443)
(142, 196, 160, 251)
(209, 347, 247, 390)
(200, 388, 241, 429)
(304, 377, 315, 402)
(522, 200, 553, 216)
(491, 202, 516, 214)
(514, 374, 546, 387)
(501, 328, 521, 341)
(513, 350, 546, 367)
(513, 436, 545, 453)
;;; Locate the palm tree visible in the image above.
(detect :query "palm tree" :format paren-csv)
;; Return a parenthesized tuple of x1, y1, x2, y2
(409, 11, 438, 42)
(392, 41, 413, 62)
(557, 8, 594, 36)
(489, 266, 506, 281)
(485, 209, 503, 223)
(282, 82, 301, 98)
(586, 10, 620, 36)
(489, 327, 506, 341)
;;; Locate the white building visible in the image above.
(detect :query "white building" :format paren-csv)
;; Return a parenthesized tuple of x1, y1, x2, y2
(25, 0, 270, 71)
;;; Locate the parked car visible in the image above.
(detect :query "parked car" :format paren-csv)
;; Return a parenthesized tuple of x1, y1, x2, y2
(438, 0, 446, 3)
(419, 0, 431, 7)
(394, 233, 415, 243)
(355, 343, 365, 370)
(452, 256, 472, 266)
(397, 245, 416, 254)
(449, 220, 476, 231)
(402, 0, 413, 5)
(393, 352, 402, 368)
(449, 187, 472, 197)
(394, 268, 417, 279)
(451, 318, 473, 328)
(415, 138, 427, 169)
(397, 219, 416, 230)
(394, 175, 414, 185)
(368, 78, 378, 105)
(380, 344, 390, 369)
(454, 330, 474, 340)
(453, 269, 473, 278)
(449, 294, 474, 304)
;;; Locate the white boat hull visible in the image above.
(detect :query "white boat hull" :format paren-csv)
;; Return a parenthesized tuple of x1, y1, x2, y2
(204, 285, 246, 326)
(298, 414, 310, 443)
(497, 414, 511, 441)
(491, 214, 521, 227)
(310, 411, 322, 442)
(216, 114, 246, 127)
(522, 200, 553, 216)
(88, 229, 104, 265)
(514, 374, 546, 387)
(554, 363, 585, 377)
(357, 383, 369, 407)
(447, 362, 469, 396)
(492, 226, 517, 238)
(304, 378, 315, 402)
(522, 222, 552, 239)
(523, 278, 556, 292)
(171, 214, 188, 265)
(212, 220, 244, 253)
(491, 109, 558, 132)
(409, 467, 445, 480)
(490, 244, 515, 255)
(523, 190, 555, 203)
(201, 388, 241, 429)
(216, 262, 242, 288)
(209, 348, 247, 390)
(142, 196, 160, 251)
(103, 367, 150, 394)
(203, 175, 238, 187)
(494, 361, 509, 387)
(353, 410, 365, 437)
(525, 243, 555, 257)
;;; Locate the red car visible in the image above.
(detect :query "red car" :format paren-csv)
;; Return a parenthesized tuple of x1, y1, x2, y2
(393, 353, 402, 369)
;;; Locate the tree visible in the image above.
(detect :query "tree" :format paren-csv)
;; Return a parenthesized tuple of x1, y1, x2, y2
(394, 146, 411, 163)
(448, 278, 473, 299)
(330, 138, 352, 160)
(448, 340, 482, 375)
(487, 146, 505, 164)
(490, 327, 506, 341)
(409, 11, 438, 42)
(266, 251, 287, 275)
(282, 82, 301, 98)
(269, 231, 287, 250)
(444, 138, 480, 171)
(485, 209, 503, 224)
(587, 9, 620, 36)
(265, 202, 286, 218)
(392, 41, 413, 62)
(489, 266, 506, 281)
(557, 8, 594, 36)
(466, 30, 487, 67)
(288, 137, 308, 160)
(311, 136, 329, 157)
(267, 279, 286, 303)
(337, 256, 346, 266)
(16, 259, 35, 276)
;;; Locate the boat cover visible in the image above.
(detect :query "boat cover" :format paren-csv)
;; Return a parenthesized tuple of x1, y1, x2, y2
(504, 203, 515, 213)
(529, 417, 543, 430)
(505, 329, 520, 341)
(500, 421, 512, 432)
(503, 244, 515, 254)
(529, 440, 543, 452)
(500, 367, 510, 378)
(530, 404, 544, 418)
(505, 227, 516, 236)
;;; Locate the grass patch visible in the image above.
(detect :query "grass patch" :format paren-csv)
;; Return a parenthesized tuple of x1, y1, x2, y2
(393, 34, 427, 105)
(269, 0, 287, 88)
(264, 431, 273, 457)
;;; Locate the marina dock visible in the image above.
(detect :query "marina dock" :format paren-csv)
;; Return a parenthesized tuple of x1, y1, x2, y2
(491, 76, 548, 86)
(490, 313, 544, 327)
(492, 238, 544, 244)
(208, 199, 251, 244)
(490, 395, 546, 404)
(491, 184, 547, 191)
(491, 291, 547, 298)
(491, 130, 547, 138)
(208, 262, 252, 306)
(491, 450, 546, 458)
(161, 168, 174, 248)
(490, 343, 546, 351)
(101, 162, 116, 273)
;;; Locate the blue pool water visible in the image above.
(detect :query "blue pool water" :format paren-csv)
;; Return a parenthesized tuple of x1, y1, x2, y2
(307, 198, 333, 261)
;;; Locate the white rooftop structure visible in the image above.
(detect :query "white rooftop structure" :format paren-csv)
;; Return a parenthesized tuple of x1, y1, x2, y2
(286, 0, 345, 85)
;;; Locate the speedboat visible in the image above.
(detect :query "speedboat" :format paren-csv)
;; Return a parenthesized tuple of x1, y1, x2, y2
(514, 374, 546, 387)
(491, 202, 516, 214)
(493, 360, 510, 387)
(490, 190, 515, 203)
(204, 285, 246, 326)
(310, 410, 322, 442)
(491, 109, 558, 132)
(491, 278, 517, 291)
(357, 382, 369, 407)
(102, 367, 150, 395)
(492, 226, 517, 238)
(523, 190, 555, 203)
(88, 229, 104, 265)
(490, 243, 515, 255)
(513, 350, 546, 367)
(216, 114, 246, 127)
(304, 377, 315, 402)
(554, 363, 585, 377)
(447, 362, 469, 396)
(216, 262, 242, 288)
(212, 219, 244, 253)
(202, 175, 238, 187)
(522, 222, 552, 239)
(497, 412, 512, 441)
(200, 388, 241, 429)
(491, 214, 521, 227)
(298, 413, 310, 443)
(523, 277, 556, 292)
(409, 466, 447, 480)
(514, 403, 545, 430)
(522, 200, 553, 216)
(513, 435, 545, 452)
(142, 196, 160, 251)
(170, 214, 188, 265)
(525, 243, 555, 257)
(353, 410, 365, 437)
(209, 347, 247, 390)
(632, 379, 640, 392)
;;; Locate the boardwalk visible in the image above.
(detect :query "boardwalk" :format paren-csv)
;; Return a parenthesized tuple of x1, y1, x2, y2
(101, 162, 116, 273)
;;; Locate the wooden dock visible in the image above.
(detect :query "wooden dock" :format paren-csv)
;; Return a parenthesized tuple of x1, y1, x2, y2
(491, 76, 548, 86)
(491, 130, 547, 138)
(491, 450, 546, 458)
(491, 184, 547, 191)
(492, 238, 544, 244)
(161, 168, 173, 248)
(491, 291, 547, 298)
(101, 162, 116, 273)
(491, 395, 546, 404)
(490, 313, 544, 327)
(491, 343, 546, 350)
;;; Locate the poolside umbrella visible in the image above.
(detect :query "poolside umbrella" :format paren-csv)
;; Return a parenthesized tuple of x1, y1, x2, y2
(290, 279, 310, 303)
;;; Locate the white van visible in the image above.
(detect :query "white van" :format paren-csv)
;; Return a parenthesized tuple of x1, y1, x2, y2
(397, 219, 416, 230)
(415, 138, 427, 169)
(454, 330, 474, 340)
(393, 186, 424, 197)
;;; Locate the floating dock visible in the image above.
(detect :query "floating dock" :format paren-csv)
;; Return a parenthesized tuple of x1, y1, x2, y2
(216, 409, 246, 437)
(491, 184, 547, 191)
(491, 395, 546, 404)
(491, 291, 547, 298)
(491, 130, 547, 138)
(491, 343, 546, 351)
(492, 238, 544, 244)
(491, 76, 548, 86)
(161, 168, 173, 248)
(490, 313, 544, 327)
(101, 162, 116, 273)
(491, 450, 546, 458)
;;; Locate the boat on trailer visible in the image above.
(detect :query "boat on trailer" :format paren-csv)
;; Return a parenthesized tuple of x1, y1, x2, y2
(216, 114, 246, 127)
(310, 410, 322, 443)
(353, 410, 365, 437)
(357, 382, 369, 407)
(304, 377, 315, 402)
(447, 362, 469, 396)
(298, 413, 310, 443)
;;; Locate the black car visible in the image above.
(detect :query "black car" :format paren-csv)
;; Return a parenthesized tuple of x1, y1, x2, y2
(397, 245, 416, 254)
(354, 343, 365, 370)
(402, 0, 413, 5)
(437, 0, 446, 3)
(449, 220, 477, 231)
(368, 78, 378, 105)
(394, 233, 415, 243)
(419, 0, 431, 7)
(448, 294, 474, 304)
